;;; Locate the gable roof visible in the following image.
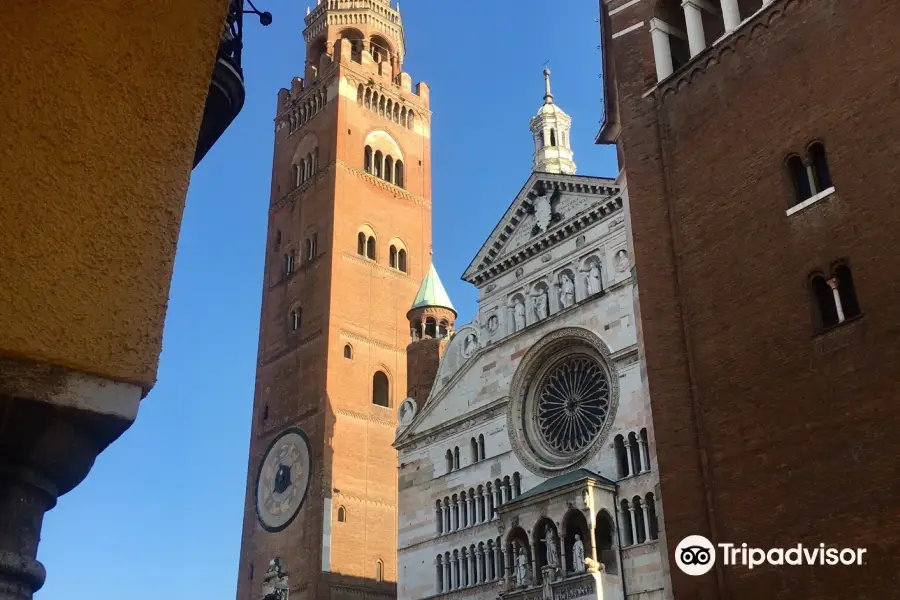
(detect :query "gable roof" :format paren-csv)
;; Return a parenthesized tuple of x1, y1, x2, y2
(409, 263, 455, 314)
(504, 468, 616, 506)
(461, 171, 622, 286)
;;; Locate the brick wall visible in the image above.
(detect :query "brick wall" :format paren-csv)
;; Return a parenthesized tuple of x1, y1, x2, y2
(604, 0, 900, 598)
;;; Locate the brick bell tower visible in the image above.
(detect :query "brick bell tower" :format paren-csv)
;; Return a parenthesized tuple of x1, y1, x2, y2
(236, 1, 432, 598)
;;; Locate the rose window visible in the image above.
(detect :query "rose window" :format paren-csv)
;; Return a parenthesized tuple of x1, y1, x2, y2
(536, 356, 610, 454)
(507, 330, 619, 477)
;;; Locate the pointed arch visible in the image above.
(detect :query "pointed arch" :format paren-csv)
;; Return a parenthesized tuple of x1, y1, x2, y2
(394, 160, 404, 188)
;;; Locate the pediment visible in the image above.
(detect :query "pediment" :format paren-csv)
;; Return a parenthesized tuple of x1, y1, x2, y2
(461, 172, 622, 286)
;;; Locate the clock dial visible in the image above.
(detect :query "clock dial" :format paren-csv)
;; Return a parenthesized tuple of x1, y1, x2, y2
(255, 428, 312, 532)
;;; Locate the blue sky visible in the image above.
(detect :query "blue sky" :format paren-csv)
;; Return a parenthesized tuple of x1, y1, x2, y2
(37, 1, 616, 598)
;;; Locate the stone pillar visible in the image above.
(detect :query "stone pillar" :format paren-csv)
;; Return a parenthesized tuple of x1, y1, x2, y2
(436, 559, 443, 593)
(460, 499, 468, 529)
(628, 506, 639, 545)
(649, 20, 675, 81)
(0, 469, 55, 600)
(588, 525, 599, 562)
(641, 502, 652, 541)
(475, 548, 483, 583)
(479, 491, 487, 523)
(435, 508, 442, 534)
(636, 438, 647, 473)
(501, 483, 510, 504)
(444, 560, 451, 592)
(720, 0, 741, 32)
(467, 496, 475, 527)
(469, 550, 477, 585)
(560, 544, 568, 579)
(496, 546, 503, 580)
(623, 438, 634, 476)
(443, 505, 450, 533)
(501, 548, 510, 585)
(531, 543, 540, 585)
(451, 500, 458, 531)
(492, 488, 501, 518)
(682, 0, 707, 57)
(828, 278, 846, 322)
(452, 556, 459, 590)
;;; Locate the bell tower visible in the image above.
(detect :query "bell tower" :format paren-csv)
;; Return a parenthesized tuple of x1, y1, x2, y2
(236, 1, 432, 598)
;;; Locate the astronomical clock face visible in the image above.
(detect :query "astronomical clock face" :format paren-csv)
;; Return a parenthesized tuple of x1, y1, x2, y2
(255, 428, 312, 532)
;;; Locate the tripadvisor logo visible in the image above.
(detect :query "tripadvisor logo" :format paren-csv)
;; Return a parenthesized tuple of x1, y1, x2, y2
(675, 536, 867, 576)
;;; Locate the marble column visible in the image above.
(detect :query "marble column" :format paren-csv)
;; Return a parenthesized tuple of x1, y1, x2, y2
(588, 525, 599, 562)
(460, 499, 468, 529)
(682, 0, 706, 57)
(828, 277, 846, 322)
(467, 496, 475, 527)
(649, 20, 675, 81)
(623, 438, 634, 476)
(720, 0, 741, 32)
(628, 506, 639, 545)
(502, 548, 510, 585)
(451, 500, 458, 531)
(641, 502, 653, 541)
(501, 483, 510, 504)
(452, 556, 459, 590)
(479, 491, 487, 523)
(496, 546, 503, 580)
(636, 438, 647, 473)
(469, 550, 477, 585)
(475, 549, 483, 584)
(443, 504, 450, 533)
(444, 560, 451, 592)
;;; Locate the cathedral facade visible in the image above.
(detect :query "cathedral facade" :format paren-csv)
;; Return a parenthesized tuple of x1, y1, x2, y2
(394, 75, 665, 600)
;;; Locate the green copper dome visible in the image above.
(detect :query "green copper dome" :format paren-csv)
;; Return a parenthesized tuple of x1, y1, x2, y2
(410, 264, 456, 315)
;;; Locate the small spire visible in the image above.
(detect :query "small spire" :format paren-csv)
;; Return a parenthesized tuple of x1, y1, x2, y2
(543, 67, 553, 105)
(306, 6, 311, 15)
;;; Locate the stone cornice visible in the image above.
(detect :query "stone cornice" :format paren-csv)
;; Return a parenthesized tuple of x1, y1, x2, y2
(340, 251, 423, 284)
(334, 407, 395, 429)
(463, 172, 622, 285)
(270, 164, 334, 213)
(258, 330, 325, 368)
(332, 490, 396, 510)
(656, 0, 786, 100)
(395, 396, 508, 451)
(339, 328, 406, 354)
(338, 160, 431, 206)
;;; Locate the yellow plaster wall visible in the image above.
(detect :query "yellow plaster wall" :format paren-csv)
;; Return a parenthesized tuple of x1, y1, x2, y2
(0, 0, 231, 393)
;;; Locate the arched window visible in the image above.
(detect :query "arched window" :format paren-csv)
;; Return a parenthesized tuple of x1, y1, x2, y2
(407, 110, 415, 130)
(299, 158, 307, 183)
(453, 447, 460, 470)
(512, 471, 520, 496)
(291, 307, 302, 331)
(379, 96, 386, 118)
(292, 164, 300, 187)
(365, 88, 372, 109)
(309, 233, 317, 260)
(374, 150, 383, 178)
(550, 128, 557, 146)
(395, 160, 404, 188)
(628, 431, 641, 474)
(834, 264, 860, 319)
(614, 434, 629, 478)
(595, 510, 618, 573)
(437, 320, 448, 338)
(389, 245, 398, 268)
(384, 156, 394, 183)
(424, 317, 437, 338)
(372, 371, 389, 407)
(357, 232, 366, 256)
(445, 449, 453, 472)
(809, 142, 833, 192)
(478, 434, 485, 461)
(398, 249, 407, 273)
(283, 252, 294, 276)
(343, 344, 353, 359)
(364, 145, 373, 173)
(366, 236, 376, 260)
(312, 148, 319, 173)
(357, 84, 364, 104)
(375, 560, 383, 582)
(338, 506, 347, 522)
(470, 438, 479, 462)
(644, 493, 659, 540)
(401, 106, 407, 125)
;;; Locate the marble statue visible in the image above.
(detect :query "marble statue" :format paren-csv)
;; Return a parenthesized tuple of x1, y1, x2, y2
(559, 274, 575, 309)
(572, 534, 586, 573)
(514, 300, 526, 332)
(587, 265, 602, 296)
(615, 249, 629, 272)
(543, 526, 559, 567)
(463, 332, 477, 357)
(516, 548, 531, 587)
(532, 290, 549, 320)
